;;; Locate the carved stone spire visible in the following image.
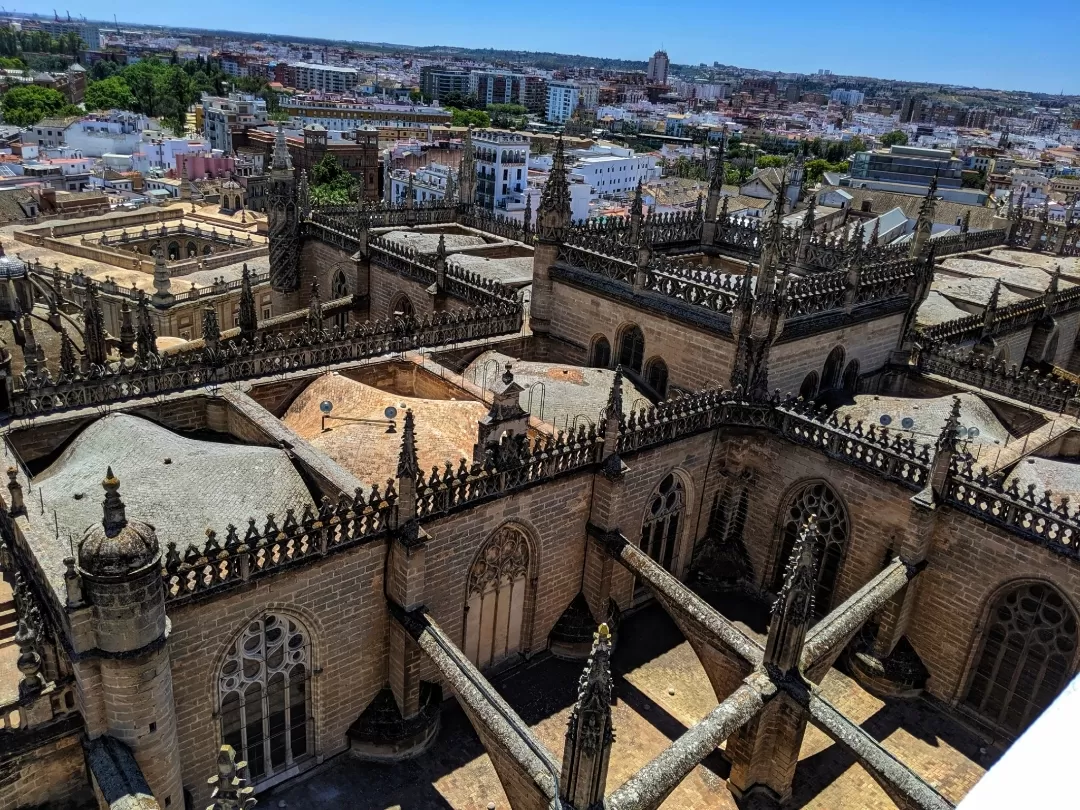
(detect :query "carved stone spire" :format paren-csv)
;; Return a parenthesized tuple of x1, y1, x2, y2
(537, 137, 571, 243)
(397, 408, 419, 481)
(910, 172, 938, 258)
(206, 744, 256, 810)
(961, 209, 971, 234)
(82, 281, 108, 367)
(307, 277, 323, 332)
(457, 128, 476, 208)
(59, 326, 77, 375)
(271, 123, 292, 172)
(118, 298, 136, 358)
(523, 191, 532, 237)
(151, 248, 173, 306)
(868, 217, 880, 248)
(560, 623, 615, 810)
(202, 306, 221, 353)
(238, 263, 257, 338)
(928, 396, 962, 501)
(135, 294, 157, 358)
(434, 234, 447, 289)
(19, 313, 44, 376)
(630, 179, 644, 243)
(983, 278, 1002, 335)
(703, 132, 727, 246)
(764, 515, 818, 674)
(297, 168, 310, 218)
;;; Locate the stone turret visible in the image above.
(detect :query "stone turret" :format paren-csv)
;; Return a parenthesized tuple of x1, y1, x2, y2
(560, 623, 615, 810)
(238, 263, 257, 338)
(909, 174, 937, 259)
(531, 137, 571, 335)
(76, 468, 183, 808)
(268, 123, 300, 311)
(151, 249, 173, 307)
(82, 281, 108, 368)
(457, 128, 476, 208)
(118, 298, 136, 358)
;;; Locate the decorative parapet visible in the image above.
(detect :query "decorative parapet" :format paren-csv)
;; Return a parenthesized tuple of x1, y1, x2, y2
(568, 210, 702, 248)
(46, 264, 272, 305)
(920, 280, 1080, 344)
(162, 489, 396, 604)
(12, 304, 523, 417)
(947, 461, 1080, 559)
(310, 201, 457, 231)
(916, 344, 1080, 413)
(367, 236, 519, 306)
(458, 208, 531, 243)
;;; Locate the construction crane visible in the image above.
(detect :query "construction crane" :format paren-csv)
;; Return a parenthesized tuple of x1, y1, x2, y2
(66, 11, 72, 21)
(54, 9, 60, 21)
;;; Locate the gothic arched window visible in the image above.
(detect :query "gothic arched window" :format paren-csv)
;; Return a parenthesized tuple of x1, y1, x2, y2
(464, 526, 531, 670)
(637, 474, 686, 600)
(644, 357, 669, 398)
(332, 270, 350, 333)
(772, 481, 849, 613)
(821, 346, 845, 391)
(186, 241, 197, 258)
(590, 335, 611, 369)
(799, 371, 819, 400)
(167, 241, 180, 261)
(841, 359, 860, 395)
(617, 324, 645, 374)
(964, 582, 1077, 735)
(390, 293, 414, 320)
(219, 614, 311, 783)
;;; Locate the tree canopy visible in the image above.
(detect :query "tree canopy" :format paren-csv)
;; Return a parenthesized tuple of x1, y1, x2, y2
(1, 85, 80, 127)
(309, 153, 356, 205)
(881, 130, 909, 147)
(84, 75, 136, 112)
(448, 107, 490, 128)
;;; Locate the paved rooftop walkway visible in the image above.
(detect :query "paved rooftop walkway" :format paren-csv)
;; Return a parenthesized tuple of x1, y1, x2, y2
(266, 595, 993, 810)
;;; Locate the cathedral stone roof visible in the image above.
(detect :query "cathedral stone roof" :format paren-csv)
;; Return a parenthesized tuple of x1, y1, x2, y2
(1005, 456, 1080, 503)
(834, 392, 1011, 446)
(282, 372, 488, 487)
(939, 258, 1073, 294)
(35, 414, 315, 577)
(78, 468, 159, 578)
(381, 231, 486, 253)
(915, 291, 975, 328)
(930, 276, 1029, 310)
(465, 351, 650, 431)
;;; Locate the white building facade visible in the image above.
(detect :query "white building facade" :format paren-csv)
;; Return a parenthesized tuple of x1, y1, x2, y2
(474, 130, 529, 211)
(546, 81, 579, 124)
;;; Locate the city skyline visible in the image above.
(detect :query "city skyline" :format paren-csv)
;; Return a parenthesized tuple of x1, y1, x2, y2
(14, 0, 1080, 96)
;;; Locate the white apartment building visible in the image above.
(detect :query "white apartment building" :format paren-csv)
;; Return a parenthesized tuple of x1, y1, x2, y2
(59, 113, 153, 158)
(579, 82, 600, 111)
(201, 93, 268, 152)
(287, 63, 360, 94)
(279, 96, 451, 137)
(529, 144, 658, 199)
(546, 81, 579, 125)
(647, 50, 669, 85)
(474, 130, 530, 210)
(830, 88, 865, 106)
(388, 164, 455, 205)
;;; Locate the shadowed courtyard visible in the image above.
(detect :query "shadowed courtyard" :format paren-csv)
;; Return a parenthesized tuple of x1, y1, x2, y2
(266, 597, 994, 810)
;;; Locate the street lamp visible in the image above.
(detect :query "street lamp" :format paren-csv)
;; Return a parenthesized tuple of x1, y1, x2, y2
(320, 400, 398, 433)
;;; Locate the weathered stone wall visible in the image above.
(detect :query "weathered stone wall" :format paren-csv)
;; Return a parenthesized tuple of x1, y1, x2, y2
(367, 262, 473, 322)
(547, 277, 735, 392)
(299, 239, 363, 306)
(770, 313, 906, 397)
(0, 723, 93, 810)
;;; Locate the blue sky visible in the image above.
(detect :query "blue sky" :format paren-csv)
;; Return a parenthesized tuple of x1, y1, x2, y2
(18, 1, 1079, 95)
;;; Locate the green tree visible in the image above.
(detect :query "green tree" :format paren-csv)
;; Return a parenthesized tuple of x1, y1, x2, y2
(880, 130, 909, 147)
(309, 153, 356, 205)
(408, 88, 422, 103)
(449, 107, 490, 128)
(0, 56, 24, 70)
(0, 85, 78, 126)
(84, 75, 135, 111)
(89, 59, 121, 81)
(756, 155, 788, 169)
(487, 103, 528, 128)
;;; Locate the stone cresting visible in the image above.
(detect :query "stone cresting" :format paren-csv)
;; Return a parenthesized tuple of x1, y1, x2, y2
(917, 344, 1080, 414)
(919, 278, 1080, 344)
(12, 304, 523, 417)
(49, 262, 272, 305)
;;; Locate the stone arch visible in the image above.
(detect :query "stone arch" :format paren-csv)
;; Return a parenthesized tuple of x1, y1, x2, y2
(995, 344, 1011, 364)
(203, 245, 213, 256)
(216, 611, 316, 784)
(589, 334, 611, 369)
(961, 579, 1078, 736)
(463, 523, 535, 670)
(167, 240, 180, 261)
(331, 268, 350, 298)
(770, 479, 850, 614)
(186, 241, 197, 258)
(1025, 316, 1060, 365)
(644, 356, 669, 398)
(389, 292, 415, 320)
(616, 323, 645, 374)
(841, 358, 860, 395)
(799, 371, 819, 400)
(821, 345, 846, 391)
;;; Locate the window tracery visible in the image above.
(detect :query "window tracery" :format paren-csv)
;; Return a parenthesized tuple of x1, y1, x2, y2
(773, 481, 848, 612)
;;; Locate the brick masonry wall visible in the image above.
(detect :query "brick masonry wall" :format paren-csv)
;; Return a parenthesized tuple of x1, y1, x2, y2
(770, 313, 906, 397)
(0, 726, 93, 810)
(299, 240, 364, 304)
(166, 537, 390, 808)
(547, 278, 735, 392)
(367, 262, 472, 322)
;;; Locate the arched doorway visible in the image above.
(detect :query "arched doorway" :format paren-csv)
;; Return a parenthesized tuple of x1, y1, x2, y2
(167, 241, 180, 261)
(390, 293, 414, 320)
(219, 613, 312, 783)
(799, 371, 819, 400)
(772, 481, 849, 613)
(186, 241, 197, 258)
(644, 357, 669, 398)
(963, 582, 1077, 735)
(464, 525, 531, 670)
(617, 324, 645, 374)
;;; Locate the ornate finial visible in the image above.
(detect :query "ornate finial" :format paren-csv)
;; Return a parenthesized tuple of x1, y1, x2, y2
(238, 263, 257, 337)
(15, 616, 45, 698)
(136, 294, 158, 358)
(7, 465, 24, 516)
(435, 233, 447, 265)
(987, 278, 1002, 313)
(607, 366, 623, 418)
(118, 298, 135, 358)
(523, 192, 532, 235)
(537, 136, 571, 242)
(502, 362, 514, 385)
(937, 395, 962, 454)
(59, 326, 77, 375)
(202, 306, 221, 351)
(763, 515, 818, 673)
(1048, 265, 1061, 295)
(560, 622, 615, 808)
(206, 744, 256, 810)
(101, 467, 127, 536)
(397, 409, 419, 480)
(82, 281, 108, 367)
(802, 192, 817, 232)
